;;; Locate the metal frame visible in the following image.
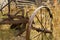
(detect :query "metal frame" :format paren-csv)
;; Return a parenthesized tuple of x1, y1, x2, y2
(0, 0, 53, 40)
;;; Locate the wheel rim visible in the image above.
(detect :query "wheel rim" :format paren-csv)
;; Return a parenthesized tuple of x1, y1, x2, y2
(26, 6, 53, 40)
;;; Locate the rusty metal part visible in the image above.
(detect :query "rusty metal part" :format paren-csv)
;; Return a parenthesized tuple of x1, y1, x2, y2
(0, 16, 29, 24)
(32, 26, 52, 33)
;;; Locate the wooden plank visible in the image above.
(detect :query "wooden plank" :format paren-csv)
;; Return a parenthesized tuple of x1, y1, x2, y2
(17, 1, 34, 4)
(0, 17, 28, 24)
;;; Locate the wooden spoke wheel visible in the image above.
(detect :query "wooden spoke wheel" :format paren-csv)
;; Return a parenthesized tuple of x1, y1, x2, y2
(26, 6, 53, 40)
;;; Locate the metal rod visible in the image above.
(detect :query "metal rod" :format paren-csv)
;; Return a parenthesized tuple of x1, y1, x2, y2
(7, 0, 13, 20)
(0, 0, 12, 11)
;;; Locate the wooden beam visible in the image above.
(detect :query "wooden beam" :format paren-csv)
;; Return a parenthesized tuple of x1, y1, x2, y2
(0, 17, 28, 24)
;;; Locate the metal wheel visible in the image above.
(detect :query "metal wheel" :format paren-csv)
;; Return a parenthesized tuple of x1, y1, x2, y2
(26, 6, 53, 40)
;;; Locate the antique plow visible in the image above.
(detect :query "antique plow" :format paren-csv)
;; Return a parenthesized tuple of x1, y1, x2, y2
(0, 0, 53, 40)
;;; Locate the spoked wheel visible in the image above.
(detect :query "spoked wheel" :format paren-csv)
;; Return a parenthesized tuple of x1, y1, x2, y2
(26, 6, 53, 40)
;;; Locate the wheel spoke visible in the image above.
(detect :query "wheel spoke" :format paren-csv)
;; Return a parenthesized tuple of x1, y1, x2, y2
(45, 34, 52, 40)
(40, 33, 44, 40)
(32, 32, 42, 39)
(35, 15, 44, 28)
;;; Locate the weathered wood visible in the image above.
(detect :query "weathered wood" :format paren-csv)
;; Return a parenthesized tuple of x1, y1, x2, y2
(0, 17, 28, 24)
(17, 1, 34, 4)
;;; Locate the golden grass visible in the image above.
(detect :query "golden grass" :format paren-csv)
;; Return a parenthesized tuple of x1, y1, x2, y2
(52, 5, 60, 40)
